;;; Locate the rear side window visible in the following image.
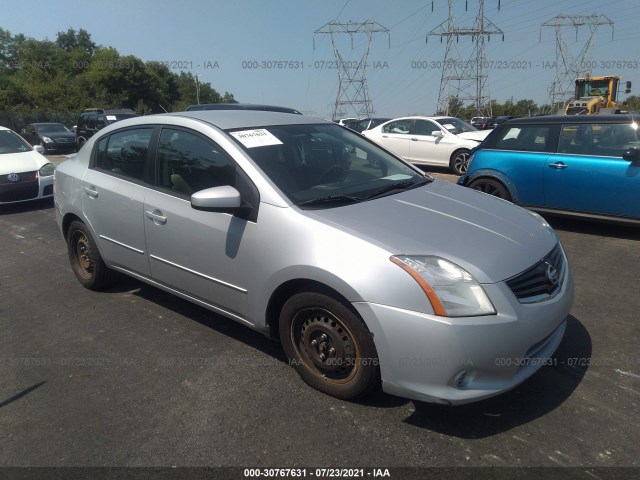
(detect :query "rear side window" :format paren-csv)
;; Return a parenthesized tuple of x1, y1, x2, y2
(383, 119, 412, 134)
(95, 128, 153, 181)
(558, 123, 640, 157)
(488, 125, 555, 153)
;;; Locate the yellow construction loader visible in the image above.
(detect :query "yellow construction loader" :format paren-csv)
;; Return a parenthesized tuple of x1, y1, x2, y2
(564, 74, 631, 115)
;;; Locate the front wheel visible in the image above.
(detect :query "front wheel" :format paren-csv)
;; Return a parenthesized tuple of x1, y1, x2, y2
(449, 149, 471, 175)
(279, 291, 380, 399)
(468, 178, 512, 201)
(67, 221, 114, 290)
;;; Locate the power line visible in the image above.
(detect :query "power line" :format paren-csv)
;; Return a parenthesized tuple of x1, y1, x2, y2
(314, 19, 390, 120)
(540, 13, 614, 108)
(427, 0, 504, 117)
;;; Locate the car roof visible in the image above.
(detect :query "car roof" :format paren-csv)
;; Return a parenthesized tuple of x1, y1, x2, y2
(382, 116, 455, 122)
(184, 103, 302, 114)
(505, 114, 640, 125)
(82, 108, 136, 114)
(129, 110, 326, 131)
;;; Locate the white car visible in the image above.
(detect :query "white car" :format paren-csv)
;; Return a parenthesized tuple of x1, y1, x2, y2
(0, 126, 55, 204)
(363, 116, 491, 175)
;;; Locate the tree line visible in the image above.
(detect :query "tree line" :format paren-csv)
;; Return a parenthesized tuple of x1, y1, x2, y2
(442, 94, 640, 120)
(0, 27, 235, 115)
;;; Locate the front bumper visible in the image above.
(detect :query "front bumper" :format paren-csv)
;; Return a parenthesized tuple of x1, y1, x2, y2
(353, 261, 574, 405)
(0, 174, 54, 204)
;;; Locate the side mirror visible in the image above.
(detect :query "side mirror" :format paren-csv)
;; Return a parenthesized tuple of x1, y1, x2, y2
(622, 147, 640, 165)
(431, 130, 445, 138)
(191, 185, 242, 211)
(34, 145, 45, 155)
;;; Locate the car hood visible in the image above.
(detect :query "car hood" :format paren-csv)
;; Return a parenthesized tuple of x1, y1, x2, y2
(306, 180, 557, 283)
(0, 150, 49, 175)
(44, 131, 75, 140)
(457, 130, 491, 142)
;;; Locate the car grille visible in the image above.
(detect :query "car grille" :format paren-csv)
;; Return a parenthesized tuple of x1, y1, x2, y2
(55, 138, 75, 144)
(0, 171, 39, 202)
(506, 244, 565, 303)
(0, 171, 37, 185)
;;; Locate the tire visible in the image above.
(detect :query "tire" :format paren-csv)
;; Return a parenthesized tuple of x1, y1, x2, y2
(67, 221, 114, 290)
(449, 149, 471, 175)
(468, 178, 512, 201)
(279, 291, 380, 399)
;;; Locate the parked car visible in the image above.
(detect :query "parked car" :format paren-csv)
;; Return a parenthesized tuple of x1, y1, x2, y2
(470, 116, 493, 130)
(458, 114, 640, 225)
(335, 117, 359, 126)
(54, 110, 573, 404)
(20, 122, 78, 154)
(185, 103, 302, 114)
(488, 115, 516, 129)
(362, 116, 491, 174)
(347, 117, 392, 133)
(0, 126, 55, 204)
(76, 108, 138, 147)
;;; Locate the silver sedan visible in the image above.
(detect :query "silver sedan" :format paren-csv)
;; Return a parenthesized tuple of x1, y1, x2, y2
(54, 111, 573, 405)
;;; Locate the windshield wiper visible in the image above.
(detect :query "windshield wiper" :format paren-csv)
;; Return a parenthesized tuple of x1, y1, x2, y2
(364, 177, 432, 200)
(296, 194, 363, 207)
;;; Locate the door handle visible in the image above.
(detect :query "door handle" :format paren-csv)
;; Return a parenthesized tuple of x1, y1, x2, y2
(83, 186, 98, 198)
(145, 210, 167, 225)
(382, 135, 389, 138)
(548, 162, 568, 169)
(411, 138, 419, 141)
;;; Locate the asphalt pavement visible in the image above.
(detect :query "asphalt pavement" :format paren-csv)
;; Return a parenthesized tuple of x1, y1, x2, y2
(0, 161, 639, 478)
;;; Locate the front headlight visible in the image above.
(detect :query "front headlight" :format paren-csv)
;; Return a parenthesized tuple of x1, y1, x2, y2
(41, 136, 54, 144)
(38, 163, 55, 177)
(391, 255, 496, 317)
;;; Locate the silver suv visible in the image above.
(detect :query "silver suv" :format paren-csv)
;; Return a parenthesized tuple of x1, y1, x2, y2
(75, 108, 138, 147)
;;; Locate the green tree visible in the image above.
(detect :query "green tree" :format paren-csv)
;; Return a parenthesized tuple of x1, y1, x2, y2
(0, 27, 235, 116)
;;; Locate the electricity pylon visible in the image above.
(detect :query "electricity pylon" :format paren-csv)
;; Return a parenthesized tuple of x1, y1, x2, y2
(314, 20, 390, 120)
(540, 14, 614, 109)
(428, 0, 503, 117)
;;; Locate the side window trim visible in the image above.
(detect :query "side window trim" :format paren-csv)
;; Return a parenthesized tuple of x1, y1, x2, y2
(89, 126, 156, 186)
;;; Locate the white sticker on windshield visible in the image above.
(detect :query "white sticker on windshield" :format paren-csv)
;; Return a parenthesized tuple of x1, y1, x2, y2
(106, 115, 117, 121)
(230, 129, 283, 148)
(442, 124, 455, 130)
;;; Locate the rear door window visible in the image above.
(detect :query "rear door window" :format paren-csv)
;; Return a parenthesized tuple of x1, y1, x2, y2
(94, 128, 153, 181)
(382, 119, 412, 135)
(559, 123, 640, 157)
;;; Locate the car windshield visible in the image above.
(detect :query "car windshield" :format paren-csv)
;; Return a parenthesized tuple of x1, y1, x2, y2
(36, 123, 68, 133)
(227, 123, 430, 208)
(0, 130, 34, 154)
(435, 117, 478, 135)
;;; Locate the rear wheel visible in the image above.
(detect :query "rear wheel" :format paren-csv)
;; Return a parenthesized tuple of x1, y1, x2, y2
(67, 221, 114, 290)
(449, 149, 471, 175)
(468, 178, 512, 201)
(279, 291, 380, 399)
